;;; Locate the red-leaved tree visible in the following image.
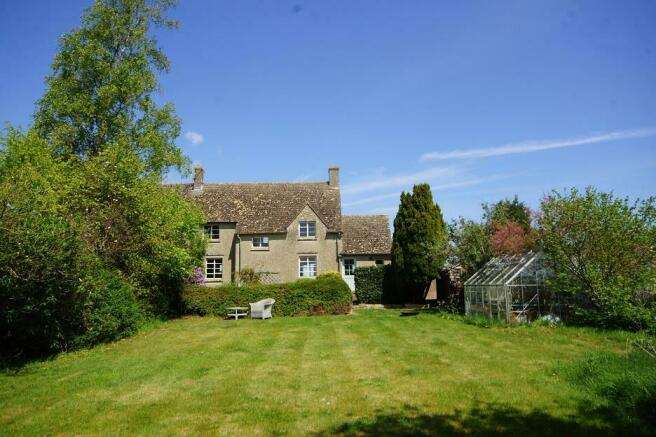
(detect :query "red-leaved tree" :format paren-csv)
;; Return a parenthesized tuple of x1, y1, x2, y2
(490, 221, 533, 255)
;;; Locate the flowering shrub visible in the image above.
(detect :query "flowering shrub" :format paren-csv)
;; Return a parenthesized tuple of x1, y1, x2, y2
(186, 267, 205, 286)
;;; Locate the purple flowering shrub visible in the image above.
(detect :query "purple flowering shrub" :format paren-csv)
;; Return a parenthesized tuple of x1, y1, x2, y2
(186, 266, 205, 286)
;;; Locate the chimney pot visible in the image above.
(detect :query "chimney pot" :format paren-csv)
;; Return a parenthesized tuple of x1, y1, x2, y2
(193, 164, 205, 191)
(328, 166, 339, 187)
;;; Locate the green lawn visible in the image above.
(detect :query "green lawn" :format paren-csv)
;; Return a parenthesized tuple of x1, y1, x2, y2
(1, 310, 653, 436)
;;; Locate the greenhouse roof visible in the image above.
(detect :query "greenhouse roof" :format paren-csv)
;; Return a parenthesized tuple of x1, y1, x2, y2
(464, 251, 543, 287)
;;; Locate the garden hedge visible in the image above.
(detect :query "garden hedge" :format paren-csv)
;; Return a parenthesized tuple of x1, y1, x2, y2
(354, 265, 402, 304)
(354, 266, 385, 303)
(181, 272, 352, 317)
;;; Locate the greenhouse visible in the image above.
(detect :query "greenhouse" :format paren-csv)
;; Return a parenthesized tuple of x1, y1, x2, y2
(464, 251, 561, 322)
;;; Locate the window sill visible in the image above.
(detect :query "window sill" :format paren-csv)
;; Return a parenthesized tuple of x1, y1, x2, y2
(208, 239, 221, 243)
(251, 247, 270, 251)
(298, 237, 317, 241)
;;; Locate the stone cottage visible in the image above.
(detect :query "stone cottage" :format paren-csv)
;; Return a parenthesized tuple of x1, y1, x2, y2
(177, 165, 391, 290)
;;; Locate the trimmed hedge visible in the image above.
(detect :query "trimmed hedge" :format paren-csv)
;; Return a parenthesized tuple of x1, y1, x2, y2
(354, 265, 402, 304)
(181, 272, 352, 317)
(354, 266, 385, 303)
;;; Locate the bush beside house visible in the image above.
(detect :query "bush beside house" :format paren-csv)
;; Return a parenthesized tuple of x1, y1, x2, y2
(72, 267, 144, 348)
(182, 272, 352, 317)
(353, 265, 404, 304)
(354, 266, 385, 304)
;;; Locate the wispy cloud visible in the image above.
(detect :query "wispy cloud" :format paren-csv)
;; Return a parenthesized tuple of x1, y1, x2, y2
(343, 192, 401, 207)
(343, 173, 517, 207)
(342, 166, 461, 195)
(420, 128, 656, 161)
(185, 131, 205, 145)
(367, 206, 398, 215)
(293, 172, 315, 182)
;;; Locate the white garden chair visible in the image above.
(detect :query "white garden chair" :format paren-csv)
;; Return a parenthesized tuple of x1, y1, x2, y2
(249, 298, 275, 320)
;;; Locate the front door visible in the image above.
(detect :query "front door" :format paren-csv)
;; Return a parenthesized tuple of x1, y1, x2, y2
(342, 257, 356, 292)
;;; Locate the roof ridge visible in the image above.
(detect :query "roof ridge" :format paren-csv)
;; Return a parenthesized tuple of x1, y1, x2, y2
(177, 179, 342, 234)
(165, 181, 333, 187)
(205, 181, 329, 186)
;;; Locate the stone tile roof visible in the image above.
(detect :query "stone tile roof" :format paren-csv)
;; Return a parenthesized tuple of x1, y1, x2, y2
(342, 215, 392, 255)
(175, 182, 342, 234)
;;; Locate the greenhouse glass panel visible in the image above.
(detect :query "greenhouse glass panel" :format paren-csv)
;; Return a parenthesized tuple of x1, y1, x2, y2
(464, 251, 561, 322)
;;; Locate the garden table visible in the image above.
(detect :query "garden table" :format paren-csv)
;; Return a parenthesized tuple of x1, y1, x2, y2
(226, 306, 249, 320)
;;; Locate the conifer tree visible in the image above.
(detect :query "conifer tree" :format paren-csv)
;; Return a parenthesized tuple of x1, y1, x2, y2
(391, 184, 448, 301)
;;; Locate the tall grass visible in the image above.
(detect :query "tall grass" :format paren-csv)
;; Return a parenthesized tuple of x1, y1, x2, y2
(559, 344, 656, 432)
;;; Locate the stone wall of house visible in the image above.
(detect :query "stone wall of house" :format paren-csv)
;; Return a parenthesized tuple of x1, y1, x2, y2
(236, 205, 341, 283)
(204, 223, 236, 286)
(201, 208, 393, 285)
(350, 255, 391, 268)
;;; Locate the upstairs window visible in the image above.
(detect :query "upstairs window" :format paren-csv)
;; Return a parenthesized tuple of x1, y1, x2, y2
(299, 256, 317, 277)
(299, 221, 316, 239)
(204, 224, 220, 241)
(206, 257, 223, 280)
(252, 236, 269, 249)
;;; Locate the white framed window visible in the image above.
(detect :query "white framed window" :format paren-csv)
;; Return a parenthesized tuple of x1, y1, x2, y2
(206, 257, 223, 280)
(299, 256, 317, 277)
(299, 221, 316, 239)
(252, 236, 269, 249)
(204, 224, 220, 241)
(343, 258, 356, 276)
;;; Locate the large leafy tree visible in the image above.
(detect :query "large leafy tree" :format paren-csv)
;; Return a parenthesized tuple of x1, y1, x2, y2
(70, 141, 205, 315)
(448, 218, 491, 281)
(483, 196, 532, 232)
(489, 221, 534, 256)
(484, 196, 535, 256)
(448, 196, 532, 280)
(0, 130, 84, 355)
(1, 0, 205, 358)
(392, 184, 449, 302)
(34, 0, 184, 176)
(31, 0, 205, 309)
(539, 187, 656, 330)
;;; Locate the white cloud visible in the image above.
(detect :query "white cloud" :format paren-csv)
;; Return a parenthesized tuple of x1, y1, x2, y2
(343, 192, 402, 207)
(293, 173, 315, 182)
(431, 173, 518, 191)
(341, 166, 461, 195)
(185, 131, 205, 145)
(420, 128, 656, 161)
(367, 206, 398, 215)
(343, 174, 517, 208)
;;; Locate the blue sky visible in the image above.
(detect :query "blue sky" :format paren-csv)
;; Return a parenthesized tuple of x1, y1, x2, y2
(1, 0, 655, 221)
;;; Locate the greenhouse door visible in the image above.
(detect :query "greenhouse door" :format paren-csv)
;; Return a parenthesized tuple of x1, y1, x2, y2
(342, 257, 356, 292)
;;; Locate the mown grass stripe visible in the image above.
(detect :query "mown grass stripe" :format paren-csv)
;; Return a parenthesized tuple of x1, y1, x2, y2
(1, 311, 652, 436)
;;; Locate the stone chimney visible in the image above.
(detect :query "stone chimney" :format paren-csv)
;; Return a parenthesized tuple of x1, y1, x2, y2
(193, 164, 204, 191)
(328, 166, 339, 187)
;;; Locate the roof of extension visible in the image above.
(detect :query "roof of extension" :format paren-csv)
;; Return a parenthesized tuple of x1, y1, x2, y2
(341, 215, 392, 255)
(174, 182, 342, 234)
